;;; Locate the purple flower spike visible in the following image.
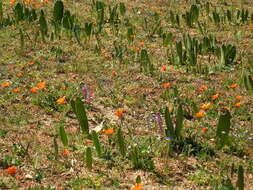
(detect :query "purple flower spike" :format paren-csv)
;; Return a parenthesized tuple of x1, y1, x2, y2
(81, 85, 92, 101)
(153, 113, 163, 135)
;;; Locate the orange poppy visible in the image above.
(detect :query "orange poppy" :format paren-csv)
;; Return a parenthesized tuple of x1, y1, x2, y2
(229, 83, 238, 89)
(16, 73, 23, 77)
(131, 183, 142, 190)
(56, 97, 66, 104)
(103, 128, 115, 135)
(63, 149, 70, 156)
(34, 4, 41, 9)
(234, 102, 241, 107)
(162, 82, 171, 88)
(28, 61, 35, 65)
(9, 0, 16, 5)
(195, 110, 205, 118)
(13, 87, 21, 93)
(7, 166, 16, 175)
(202, 127, 208, 133)
(199, 85, 208, 91)
(30, 87, 39, 93)
(212, 94, 219, 100)
(235, 96, 242, 101)
(112, 71, 116, 76)
(135, 47, 141, 52)
(161, 65, 167, 71)
(1, 82, 11, 87)
(37, 81, 46, 89)
(114, 109, 124, 118)
(138, 42, 145, 47)
(201, 103, 211, 110)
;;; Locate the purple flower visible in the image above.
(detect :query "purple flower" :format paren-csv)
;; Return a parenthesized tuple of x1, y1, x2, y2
(81, 85, 92, 101)
(153, 113, 163, 135)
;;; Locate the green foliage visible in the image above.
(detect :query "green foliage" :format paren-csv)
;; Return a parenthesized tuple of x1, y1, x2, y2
(220, 44, 237, 65)
(59, 125, 68, 147)
(164, 104, 184, 139)
(39, 10, 48, 41)
(116, 128, 126, 157)
(237, 165, 244, 190)
(216, 110, 232, 149)
(119, 2, 126, 17)
(140, 49, 154, 75)
(53, 0, 64, 24)
(14, 3, 24, 23)
(92, 131, 102, 157)
(183, 4, 199, 27)
(71, 98, 89, 136)
(85, 147, 92, 171)
(162, 32, 173, 47)
(0, 1, 3, 26)
(130, 146, 154, 170)
(242, 66, 253, 95)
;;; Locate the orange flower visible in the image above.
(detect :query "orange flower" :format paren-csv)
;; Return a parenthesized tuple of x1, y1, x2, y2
(134, 47, 141, 53)
(63, 149, 70, 156)
(195, 110, 205, 118)
(7, 166, 16, 175)
(34, 4, 41, 9)
(103, 128, 115, 135)
(56, 97, 66, 104)
(37, 81, 46, 89)
(212, 94, 219, 100)
(201, 127, 208, 133)
(199, 85, 208, 91)
(101, 50, 107, 54)
(162, 82, 171, 88)
(229, 83, 238, 89)
(131, 183, 142, 190)
(1, 82, 11, 87)
(114, 109, 124, 118)
(161, 65, 167, 71)
(9, 0, 16, 5)
(112, 71, 116, 76)
(13, 87, 21, 93)
(201, 103, 211, 110)
(28, 61, 35, 65)
(234, 102, 241, 107)
(235, 96, 242, 101)
(16, 73, 23, 77)
(138, 42, 145, 47)
(30, 87, 39, 93)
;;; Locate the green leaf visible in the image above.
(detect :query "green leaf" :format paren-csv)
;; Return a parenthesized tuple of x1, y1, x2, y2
(216, 110, 232, 149)
(59, 125, 68, 147)
(175, 104, 183, 138)
(92, 131, 102, 157)
(163, 32, 173, 47)
(237, 165, 244, 190)
(53, 0, 64, 23)
(53, 136, 59, 160)
(85, 147, 92, 171)
(116, 129, 126, 157)
(39, 10, 48, 37)
(74, 98, 89, 135)
(136, 175, 141, 184)
(164, 107, 175, 139)
(14, 3, 24, 22)
(0, 1, 3, 25)
(119, 2, 126, 16)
